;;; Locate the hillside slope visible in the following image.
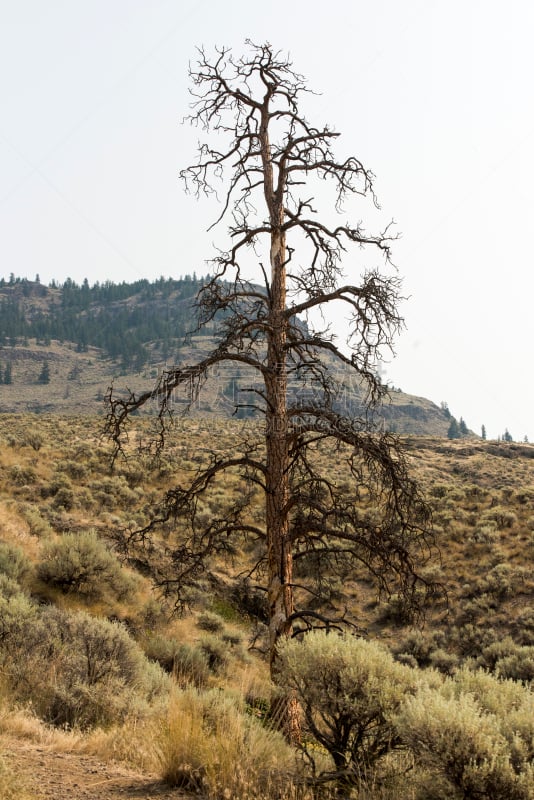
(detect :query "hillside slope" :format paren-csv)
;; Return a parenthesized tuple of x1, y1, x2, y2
(0, 277, 455, 435)
(1, 416, 534, 798)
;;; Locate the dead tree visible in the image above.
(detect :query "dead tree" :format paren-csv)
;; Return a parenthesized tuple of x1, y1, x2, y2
(106, 41, 433, 739)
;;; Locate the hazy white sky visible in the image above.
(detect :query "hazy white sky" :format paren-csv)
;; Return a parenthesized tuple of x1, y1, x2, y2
(1, 1, 534, 441)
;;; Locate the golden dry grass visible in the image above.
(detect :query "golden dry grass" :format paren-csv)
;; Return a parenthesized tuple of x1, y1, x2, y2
(1, 414, 534, 797)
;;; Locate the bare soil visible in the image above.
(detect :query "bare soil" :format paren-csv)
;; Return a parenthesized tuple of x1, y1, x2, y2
(1, 735, 190, 800)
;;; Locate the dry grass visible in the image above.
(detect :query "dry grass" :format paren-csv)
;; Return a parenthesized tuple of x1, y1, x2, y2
(156, 686, 299, 799)
(0, 699, 82, 750)
(1, 415, 534, 796)
(0, 755, 33, 800)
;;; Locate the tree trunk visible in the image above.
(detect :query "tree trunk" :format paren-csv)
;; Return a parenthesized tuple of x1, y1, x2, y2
(261, 113, 299, 741)
(265, 224, 300, 743)
(266, 224, 292, 659)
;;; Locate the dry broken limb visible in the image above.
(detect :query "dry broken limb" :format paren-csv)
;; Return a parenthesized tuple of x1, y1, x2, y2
(105, 41, 435, 741)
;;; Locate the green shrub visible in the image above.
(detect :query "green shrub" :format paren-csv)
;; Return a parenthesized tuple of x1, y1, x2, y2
(24, 429, 44, 451)
(7, 464, 37, 486)
(0, 541, 31, 583)
(452, 668, 534, 767)
(21, 506, 54, 538)
(55, 459, 88, 480)
(199, 635, 229, 675)
(173, 643, 211, 688)
(278, 632, 419, 787)
(197, 611, 225, 633)
(394, 630, 439, 668)
(0, 581, 37, 641)
(37, 530, 135, 600)
(395, 670, 534, 800)
(481, 507, 518, 529)
(495, 647, 534, 683)
(1, 605, 169, 729)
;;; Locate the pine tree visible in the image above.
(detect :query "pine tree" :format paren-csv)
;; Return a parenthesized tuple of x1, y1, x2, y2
(447, 418, 460, 439)
(37, 360, 50, 385)
(4, 361, 12, 385)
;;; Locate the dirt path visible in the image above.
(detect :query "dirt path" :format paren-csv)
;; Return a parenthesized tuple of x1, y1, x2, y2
(1, 734, 190, 800)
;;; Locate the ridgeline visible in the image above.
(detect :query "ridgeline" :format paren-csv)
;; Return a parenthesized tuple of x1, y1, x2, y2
(0, 275, 454, 434)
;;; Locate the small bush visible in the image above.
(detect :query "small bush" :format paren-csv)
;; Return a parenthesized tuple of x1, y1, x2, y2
(21, 506, 54, 538)
(495, 647, 534, 683)
(481, 507, 518, 530)
(199, 635, 229, 675)
(56, 459, 88, 480)
(173, 643, 211, 688)
(7, 465, 37, 486)
(1, 605, 169, 729)
(37, 530, 135, 600)
(393, 667, 534, 799)
(197, 611, 225, 633)
(395, 686, 530, 800)
(278, 632, 419, 787)
(24, 429, 44, 451)
(0, 582, 37, 641)
(0, 542, 31, 583)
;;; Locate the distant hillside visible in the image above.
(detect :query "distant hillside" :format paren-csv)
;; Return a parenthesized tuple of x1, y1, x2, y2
(0, 276, 458, 435)
(0, 274, 211, 370)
